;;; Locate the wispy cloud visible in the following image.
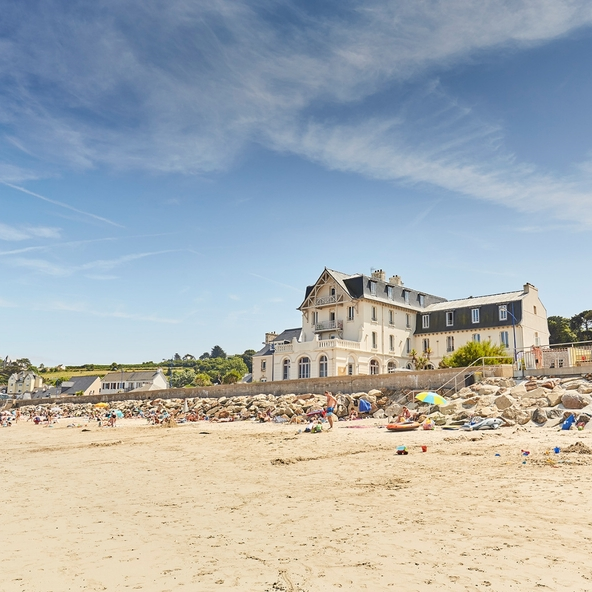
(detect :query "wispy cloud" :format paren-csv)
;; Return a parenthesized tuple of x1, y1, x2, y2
(0, 182, 123, 228)
(4, 249, 180, 277)
(1, 1, 592, 222)
(45, 301, 180, 324)
(0, 222, 61, 241)
(249, 272, 302, 293)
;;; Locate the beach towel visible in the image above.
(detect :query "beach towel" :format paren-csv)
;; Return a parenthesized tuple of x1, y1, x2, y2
(359, 399, 371, 413)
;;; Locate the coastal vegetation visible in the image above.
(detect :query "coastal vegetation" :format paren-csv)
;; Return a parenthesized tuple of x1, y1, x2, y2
(439, 341, 512, 368)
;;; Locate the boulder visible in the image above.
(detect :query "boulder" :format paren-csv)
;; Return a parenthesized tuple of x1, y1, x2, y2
(474, 384, 500, 396)
(474, 406, 498, 418)
(531, 408, 547, 425)
(525, 387, 549, 399)
(385, 403, 402, 418)
(429, 412, 448, 426)
(547, 388, 565, 407)
(438, 402, 460, 416)
(510, 384, 527, 397)
(578, 383, 592, 395)
(368, 389, 382, 398)
(563, 380, 584, 391)
(462, 397, 480, 407)
(524, 381, 538, 392)
(457, 387, 473, 397)
(373, 409, 386, 419)
(546, 408, 564, 419)
(494, 394, 516, 410)
(502, 406, 531, 425)
(562, 392, 589, 409)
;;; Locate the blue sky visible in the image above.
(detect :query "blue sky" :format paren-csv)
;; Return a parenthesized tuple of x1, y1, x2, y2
(1, 1, 592, 365)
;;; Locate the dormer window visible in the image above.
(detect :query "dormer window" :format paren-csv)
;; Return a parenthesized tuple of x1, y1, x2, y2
(422, 314, 430, 329)
(472, 308, 480, 324)
(446, 311, 454, 326)
(387, 286, 393, 300)
(499, 305, 507, 321)
(418, 294, 425, 307)
(370, 281, 377, 295)
(403, 290, 410, 303)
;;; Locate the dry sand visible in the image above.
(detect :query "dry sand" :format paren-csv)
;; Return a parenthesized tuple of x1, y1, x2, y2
(2, 418, 592, 591)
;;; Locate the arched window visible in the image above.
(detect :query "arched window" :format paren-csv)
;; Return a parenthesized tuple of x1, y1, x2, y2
(298, 357, 310, 379)
(369, 359, 379, 375)
(387, 361, 396, 373)
(319, 355, 328, 378)
(282, 359, 290, 380)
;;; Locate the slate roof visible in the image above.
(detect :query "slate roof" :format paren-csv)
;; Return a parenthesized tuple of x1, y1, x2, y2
(300, 267, 447, 311)
(424, 290, 525, 312)
(102, 370, 161, 382)
(60, 375, 100, 395)
(255, 328, 302, 357)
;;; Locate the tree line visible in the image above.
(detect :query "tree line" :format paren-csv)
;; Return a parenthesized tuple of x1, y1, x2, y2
(548, 311, 592, 344)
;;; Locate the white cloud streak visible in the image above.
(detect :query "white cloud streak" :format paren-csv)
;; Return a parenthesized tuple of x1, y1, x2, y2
(1, 1, 592, 221)
(0, 182, 123, 228)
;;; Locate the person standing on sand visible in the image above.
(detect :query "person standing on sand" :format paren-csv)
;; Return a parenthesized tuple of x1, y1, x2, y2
(324, 391, 337, 430)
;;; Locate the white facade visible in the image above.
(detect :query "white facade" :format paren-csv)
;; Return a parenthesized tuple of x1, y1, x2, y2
(101, 369, 168, 394)
(7, 372, 43, 394)
(252, 268, 550, 381)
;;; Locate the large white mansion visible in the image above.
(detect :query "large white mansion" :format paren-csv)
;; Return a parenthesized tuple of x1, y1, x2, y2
(252, 268, 550, 382)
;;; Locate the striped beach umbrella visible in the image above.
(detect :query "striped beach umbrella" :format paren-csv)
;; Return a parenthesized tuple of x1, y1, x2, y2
(415, 391, 448, 406)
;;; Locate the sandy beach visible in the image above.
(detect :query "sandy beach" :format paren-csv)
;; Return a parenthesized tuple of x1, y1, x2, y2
(2, 418, 592, 592)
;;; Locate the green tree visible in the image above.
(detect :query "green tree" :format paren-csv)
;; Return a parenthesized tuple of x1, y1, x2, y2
(548, 316, 577, 344)
(210, 345, 227, 359)
(193, 355, 247, 382)
(199, 352, 210, 360)
(440, 340, 512, 368)
(240, 349, 256, 373)
(109, 362, 118, 371)
(570, 310, 592, 342)
(169, 369, 196, 388)
(193, 373, 213, 387)
(222, 369, 242, 384)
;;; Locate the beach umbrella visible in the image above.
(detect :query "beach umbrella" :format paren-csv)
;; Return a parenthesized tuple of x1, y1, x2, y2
(94, 402, 109, 408)
(114, 409, 124, 418)
(415, 391, 448, 406)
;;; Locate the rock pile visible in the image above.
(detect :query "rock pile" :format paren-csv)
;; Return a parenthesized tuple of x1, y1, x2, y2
(15, 374, 592, 428)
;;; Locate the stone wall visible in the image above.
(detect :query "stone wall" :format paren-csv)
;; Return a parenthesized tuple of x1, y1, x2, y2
(11, 365, 513, 408)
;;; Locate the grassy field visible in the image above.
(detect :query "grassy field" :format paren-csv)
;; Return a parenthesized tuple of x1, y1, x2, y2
(40, 367, 161, 383)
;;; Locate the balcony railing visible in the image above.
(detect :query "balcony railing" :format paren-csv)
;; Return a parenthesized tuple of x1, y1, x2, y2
(317, 339, 361, 350)
(315, 294, 342, 306)
(314, 320, 343, 332)
(274, 343, 293, 353)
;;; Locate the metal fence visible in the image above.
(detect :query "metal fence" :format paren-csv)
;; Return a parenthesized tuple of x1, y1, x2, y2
(516, 340, 592, 372)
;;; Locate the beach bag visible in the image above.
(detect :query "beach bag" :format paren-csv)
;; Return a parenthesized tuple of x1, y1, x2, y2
(359, 399, 371, 413)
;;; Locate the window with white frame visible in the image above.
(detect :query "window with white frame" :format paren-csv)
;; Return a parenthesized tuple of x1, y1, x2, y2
(319, 355, 328, 378)
(471, 308, 480, 323)
(369, 359, 379, 375)
(422, 314, 430, 329)
(329, 311, 336, 322)
(499, 305, 507, 321)
(446, 336, 455, 352)
(372, 331, 377, 349)
(418, 294, 425, 307)
(330, 287, 336, 296)
(261, 360, 266, 372)
(403, 290, 409, 303)
(298, 357, 310, 379)
(389, 335, 394, 351)
(446, 311, 454, 326)
(312, 311, 318, 326)
(500, 331, 509, 348)
(406, 313, 411, 328)
(370, 281, 377, 295)
(405, 338, 411, 354)
(387, 286, 393, 300)
(387, 361, 396, 373)
(422, 338, 430, 353)
(472, 334, 480, 343)
(347, 306, 355, 321)
(388, 310, 394, 325)
(282, 359, 290, 380)
(371, 306, 377, 321)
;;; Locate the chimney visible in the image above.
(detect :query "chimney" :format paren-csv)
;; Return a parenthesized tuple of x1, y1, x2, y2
(265, 332, 278, 344)
(389, 275, 403, 286)
(371, 269, 386, 281)
(523, 283, 536, 293)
